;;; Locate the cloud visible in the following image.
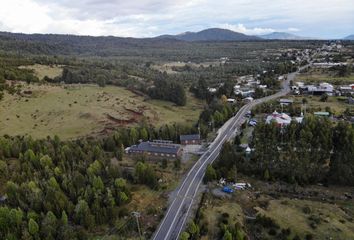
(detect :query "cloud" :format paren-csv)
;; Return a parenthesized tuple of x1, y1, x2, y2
(217, 23, 275, 35)
(0, 0, 51, 33)
(287, 28, 300, 32)
(0, 0, 353, 38)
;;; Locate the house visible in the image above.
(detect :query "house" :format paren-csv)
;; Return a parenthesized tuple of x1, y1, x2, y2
(249, 119, 257, 126)
(127, 140, 182, 159)
(180, 134, 201, 145)
(239, 144, 249, 149)
(227, 98, 236, 104)
(246, 80, 260, 87)
(314, 112, 330, 117)
(236, 89, 255, 97)
(266, 111, 292, 126)
(301, 82, 334, 96)
(279, 99, 294, 105)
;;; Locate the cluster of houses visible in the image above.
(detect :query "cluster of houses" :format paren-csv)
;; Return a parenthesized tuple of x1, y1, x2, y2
(292, 82, 354, 98)
(209, 74, 273, 104)
(125, 134, 201, 159)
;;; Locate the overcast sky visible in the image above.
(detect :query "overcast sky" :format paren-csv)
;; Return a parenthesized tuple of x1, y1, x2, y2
(0, 0, 353, 38)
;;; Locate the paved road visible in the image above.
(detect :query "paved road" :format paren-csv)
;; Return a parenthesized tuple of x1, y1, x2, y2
(152, 65, 309, 240)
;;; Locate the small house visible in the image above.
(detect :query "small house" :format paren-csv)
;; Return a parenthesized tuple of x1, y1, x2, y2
(279, 99, 294, 105)
(266, 111, 292, 127)
(180, 134, 201, 145)
(314, 112, 330, 117)
(227, 98, 236, 104)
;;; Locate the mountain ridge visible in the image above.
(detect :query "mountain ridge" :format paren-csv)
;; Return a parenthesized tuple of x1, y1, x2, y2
(344, 34, 354, 40)
(259, 32, 312, 40)
(156, 28, 261, 41)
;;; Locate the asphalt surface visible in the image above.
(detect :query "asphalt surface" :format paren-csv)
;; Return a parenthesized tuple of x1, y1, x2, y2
(152, 65, 309, 240)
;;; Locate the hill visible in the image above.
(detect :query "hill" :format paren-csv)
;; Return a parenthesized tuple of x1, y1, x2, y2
(0, 31, 183, 56)
(344, 34, 354, 40)
(156, 28, 261, 41)
(259, 32, 310, 40)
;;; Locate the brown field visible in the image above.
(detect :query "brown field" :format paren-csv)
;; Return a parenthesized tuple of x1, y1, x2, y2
(0, 83, 204, 139)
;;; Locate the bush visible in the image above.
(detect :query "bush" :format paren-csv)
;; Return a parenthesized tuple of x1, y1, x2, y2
(302, 206, 311, 214)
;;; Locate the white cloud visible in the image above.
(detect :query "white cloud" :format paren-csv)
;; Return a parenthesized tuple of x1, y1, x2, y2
(217, 23, 275, 35)
(287, 28, 300, 32)
(0, 0, 353, 38)
(0, 0, 51, 33)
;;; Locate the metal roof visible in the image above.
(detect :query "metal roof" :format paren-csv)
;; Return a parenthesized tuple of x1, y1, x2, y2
(180, 134, 201, 141)
(130, 141, 181, 154)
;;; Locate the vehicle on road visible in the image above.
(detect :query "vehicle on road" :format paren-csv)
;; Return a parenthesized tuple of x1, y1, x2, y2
(222, 186, 234, 193)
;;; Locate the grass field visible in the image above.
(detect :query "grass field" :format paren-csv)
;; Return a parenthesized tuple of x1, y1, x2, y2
(200, 176, 354, 240)
(256, 198, 354, 240)
(288, 95, 353, 114)
(0, 83, 204, 139)
(201, 200, 244, 240)
(19, 64, 63, 80)
(296, 68, 354, 85)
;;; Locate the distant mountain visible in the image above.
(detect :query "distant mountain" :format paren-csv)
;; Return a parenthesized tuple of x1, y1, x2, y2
(344, 35, 354, 40)
(157, 28, 261, 42)
(259, 32, 310, 40)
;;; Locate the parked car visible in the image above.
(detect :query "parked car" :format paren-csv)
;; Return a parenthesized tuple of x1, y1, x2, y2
(222, 186, 234, 193)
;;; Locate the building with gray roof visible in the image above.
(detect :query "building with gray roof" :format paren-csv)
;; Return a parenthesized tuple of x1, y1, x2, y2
(127, 140, 182, 159)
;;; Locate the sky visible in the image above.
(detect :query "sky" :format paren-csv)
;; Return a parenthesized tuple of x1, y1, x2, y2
(0, 0, 353, 39)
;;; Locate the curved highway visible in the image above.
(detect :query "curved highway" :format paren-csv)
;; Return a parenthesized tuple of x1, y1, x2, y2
(152, 64, 309, 240)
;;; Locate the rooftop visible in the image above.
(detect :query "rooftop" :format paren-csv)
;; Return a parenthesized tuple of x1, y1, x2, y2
(130, 141, 181, 155)
(180, 134, 201, 141)
(279, 99, 294, 104)
(314, 112, 330, 116)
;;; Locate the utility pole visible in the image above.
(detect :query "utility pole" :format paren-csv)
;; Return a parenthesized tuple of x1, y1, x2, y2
(132, 211, 142, 240)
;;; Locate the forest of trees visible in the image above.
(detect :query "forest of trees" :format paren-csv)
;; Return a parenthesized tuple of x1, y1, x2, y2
(0, 134, 131, 239)
(208, 117, 354, 186)
(147, 78, 186, 106)
(0, 120, 204, 239)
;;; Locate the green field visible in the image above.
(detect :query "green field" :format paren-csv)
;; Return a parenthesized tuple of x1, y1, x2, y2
(289, 95, 353, 114)
(296, 68, 354, 85)
(256, 198, 354, 240)
(0, 83, 204, 139)
(19, 64, 63, 80)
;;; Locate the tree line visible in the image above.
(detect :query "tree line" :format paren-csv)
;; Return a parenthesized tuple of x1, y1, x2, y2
(207, 116, 354, 186)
